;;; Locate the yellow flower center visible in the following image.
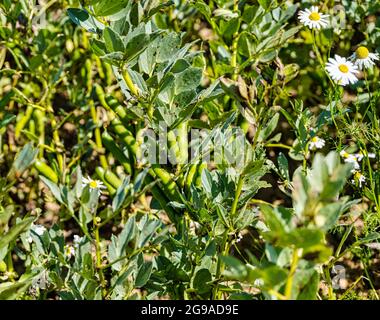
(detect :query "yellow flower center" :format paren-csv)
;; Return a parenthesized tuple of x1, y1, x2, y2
(355, 46, 369, 59)
(354, 172, 362, 180)
(338, 64, 349, 73)
(89, 180, 98, 189)
(311, 137, 318, 142)
(309, 12, 320, 21)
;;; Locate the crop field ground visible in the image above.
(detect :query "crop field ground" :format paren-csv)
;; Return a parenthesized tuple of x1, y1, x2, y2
(0, 0, 379, 301)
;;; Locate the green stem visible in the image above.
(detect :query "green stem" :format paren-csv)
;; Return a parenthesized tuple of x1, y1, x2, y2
(231, 175, 244, 218)
(94, 224, 106, 298)
(213, 231, 229, 300)
(284, 248, 301, 299)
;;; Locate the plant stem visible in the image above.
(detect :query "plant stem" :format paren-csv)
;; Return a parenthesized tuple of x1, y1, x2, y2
(213, 174, 244, 299)
(231, 0, 239, 81)
(231, 175, 244, 218)
(49, 113, 64, 174)
(323, 266, 335, 300)
(94, 224, 106, 298)
(285, 248, 301, 299)
(213, 230, 229, 300)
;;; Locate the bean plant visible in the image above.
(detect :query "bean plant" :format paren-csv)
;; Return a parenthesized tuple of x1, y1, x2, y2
(0, 0, 379, 300)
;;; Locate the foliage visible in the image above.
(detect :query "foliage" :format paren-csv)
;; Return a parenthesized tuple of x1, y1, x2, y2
(0, 0, 379, 300)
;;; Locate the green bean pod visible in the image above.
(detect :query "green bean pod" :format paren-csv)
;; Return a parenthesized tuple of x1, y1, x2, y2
(95, 84, 109, 110)
(168, 130, 180, 164)
(28, 119, 36, 136)
(15, 105, 33, 139)
(110, 119, 138, 159)
(195, 162, 207, 187)
(122, 69, 139, 97)
(150, 165, 182, 203)
(90, 101, 107, 169)
(33, 109, 45, 157)
(95, 84, 133, 125)
(35, 159, 59, 183)
(95, 167, 116, 195)
(85, 58, 93, 94)
(176, 122, 188, 165)
(104, 62, 113, 86)
(93, 54, 105, 79)
(185, 163, 198, 195)
(104, 169, 122, 189)
(102, 131, 133, 175)
(105, 95, 133, 125)
(145, 175, 180, 223)
(81, 30, 89, 50)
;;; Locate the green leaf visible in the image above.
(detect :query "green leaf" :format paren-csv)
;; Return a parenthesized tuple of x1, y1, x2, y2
(315, 202, 345, 231)
(258, 113, 279, 142)
(0, 206, 13, 234)
(193, 1, 212, 24)
(137, 217, 161, 247)
(193, 268, 212, 296)
(219, 17, 240, 41)
(135, 261, 153, 288)
(248, 265, 287, 289)
(0, 217, 35, 252)
(0, 114, 15, 129)
(222, 256, 248, 281)
(278, 152, 289, 181)
(90, 39, 107, 56)
(260, 205, 288, 235)
(67, 8, 104, 33)
(294, 268, 320, 300)
(12, 143, 38, 176)
(0, 277, 34, 300)
(258, 0, 272, 10)
(282, 228, 324, 250)
(125, 33, 150, 62)
(112, 177, 130, 212)
(39, 176, 63, 204)
(100, 52, 124, 65)
(201, 169, 213, 195)
(355, 232, 380, 246)
(103, 27, 125, 53)
(120, 216, 137, 250)
(93, 0, 130, 17)
(175, 67, 202, 95)
(156, 33, 181, 63)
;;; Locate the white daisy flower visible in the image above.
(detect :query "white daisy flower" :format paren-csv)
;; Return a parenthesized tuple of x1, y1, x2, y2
(73, 235, 82, 245)
(340, 150, 360, 169)
(82, 176, 106, 196)
(351, 171, 366, 188)
(64, 245, 75, 258)
(355, 152, 364, 162)
(298, 6, 329, 30)
(326, 55, 359, 86)
(236, 232, 243, 243)
(73, 235, 83, 249)
(355, 151, 376, 162)
(309, 136, 325, 150)
(350, 46, 379, 70)
(34, 225, 46, 236)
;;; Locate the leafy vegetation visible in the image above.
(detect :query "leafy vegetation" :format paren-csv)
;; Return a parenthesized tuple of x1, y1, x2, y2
(0, 0, 379, 300)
